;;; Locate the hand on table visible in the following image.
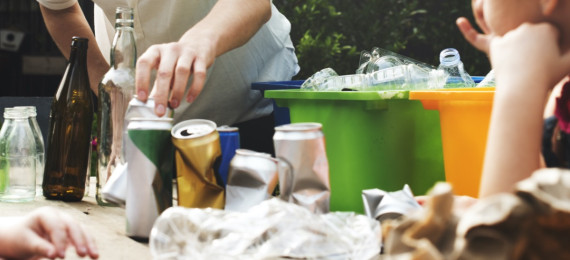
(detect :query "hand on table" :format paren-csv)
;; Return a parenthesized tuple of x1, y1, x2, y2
(135, 31, 217, 117)
(0, 207, 99, 259)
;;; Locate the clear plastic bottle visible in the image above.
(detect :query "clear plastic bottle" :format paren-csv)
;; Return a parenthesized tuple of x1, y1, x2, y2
(437, 48, 475, 88)
(0, 107, 36, 202)
(366, 64, 447, 90)
(13, 106, 45, 195)
(97, 7, 137, 206)
(477, 69, 495, 88)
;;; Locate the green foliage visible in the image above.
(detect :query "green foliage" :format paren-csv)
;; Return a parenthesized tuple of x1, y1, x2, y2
(275, 0, 491, 79)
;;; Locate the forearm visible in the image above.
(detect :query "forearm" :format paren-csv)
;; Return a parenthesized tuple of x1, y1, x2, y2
(480, 79, 550, 197)
(40, 3, 108, 94)
(181, 0, 271, 56)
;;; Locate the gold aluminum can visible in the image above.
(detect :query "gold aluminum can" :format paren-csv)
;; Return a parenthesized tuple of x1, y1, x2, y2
(171, 119, 224, 208)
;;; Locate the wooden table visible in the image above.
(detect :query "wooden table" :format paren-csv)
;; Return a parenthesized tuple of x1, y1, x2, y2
(0, 177, 151, 260)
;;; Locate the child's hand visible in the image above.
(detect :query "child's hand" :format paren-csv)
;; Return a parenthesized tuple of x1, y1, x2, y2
(488, 23, 570, 90)
(0, 207, 99, 259)
(456, 17, 492, 54)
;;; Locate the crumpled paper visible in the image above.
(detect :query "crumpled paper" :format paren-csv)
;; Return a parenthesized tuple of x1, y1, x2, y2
(382, 168, 570, 260)
(149, 198, 381, 260)
(382, 182, 457, 260)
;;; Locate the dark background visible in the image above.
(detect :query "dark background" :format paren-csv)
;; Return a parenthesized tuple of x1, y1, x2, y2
(0, 0, 93, 97)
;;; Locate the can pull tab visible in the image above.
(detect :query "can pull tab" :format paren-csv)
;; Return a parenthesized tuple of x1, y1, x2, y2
(276, 158, 294, 201)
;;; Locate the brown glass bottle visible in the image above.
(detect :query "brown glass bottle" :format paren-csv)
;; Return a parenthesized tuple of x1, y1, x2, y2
(43, 37, 94, 201)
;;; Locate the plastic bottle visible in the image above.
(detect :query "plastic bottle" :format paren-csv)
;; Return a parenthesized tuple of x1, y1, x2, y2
(43, 37, 94, 201)
(437, 48, 475, 88)
(477, 69, 495, 88)
(97, 7, 137, 206)
(317, 64, 446, 91)
(0, 107, 37, 202)
(13, 106, 45, 195)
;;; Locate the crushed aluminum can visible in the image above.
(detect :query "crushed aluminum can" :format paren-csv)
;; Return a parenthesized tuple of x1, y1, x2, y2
(224, 149, 278, 212)
(362, 184, 421, 222)
(273, 122, 330, 214)
(124, 117, 174, 240)
(217, 125, 240, 187)
(171, 119, 224, 209)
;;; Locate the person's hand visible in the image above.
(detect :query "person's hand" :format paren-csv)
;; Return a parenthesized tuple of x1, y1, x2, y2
(135, 29, 217, 117)
(0, 207, 99, 259)
(488, 23, 570, 91)
(456, 0, 492, 53)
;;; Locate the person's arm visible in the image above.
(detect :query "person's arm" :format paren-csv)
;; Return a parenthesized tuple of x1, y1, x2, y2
(478, 23, 570, 197)
(0, 207, 98, 259)
(39, 3, 109, 95)
(135, 0, 272, 116)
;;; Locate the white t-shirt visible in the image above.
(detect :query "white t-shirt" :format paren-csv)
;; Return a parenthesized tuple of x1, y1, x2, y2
(37, 0, 299, 125)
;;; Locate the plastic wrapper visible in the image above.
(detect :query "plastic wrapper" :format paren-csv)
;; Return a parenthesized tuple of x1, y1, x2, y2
(362, 184, 422, 223)
(150, 198, 381, 259)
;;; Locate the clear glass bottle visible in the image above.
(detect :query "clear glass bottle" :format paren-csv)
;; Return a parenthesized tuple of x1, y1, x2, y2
(43, 37, 94, 202)
(97, 7, 137, 206)
(0, 107, 37, 202)
(13, 106, 45, 195)
(437, 48, 475, 88)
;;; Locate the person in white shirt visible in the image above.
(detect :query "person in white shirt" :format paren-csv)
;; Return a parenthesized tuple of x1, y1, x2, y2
(37, 0, 299, 154)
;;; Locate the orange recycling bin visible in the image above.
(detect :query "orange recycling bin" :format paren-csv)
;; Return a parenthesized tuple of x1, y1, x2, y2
(409, 87, 494, 197)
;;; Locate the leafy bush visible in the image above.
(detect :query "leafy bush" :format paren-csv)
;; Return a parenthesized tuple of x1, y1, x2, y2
(276, 0, 490, 79)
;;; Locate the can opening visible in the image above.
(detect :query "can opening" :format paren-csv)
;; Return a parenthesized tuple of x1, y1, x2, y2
(180, 130, 193, 137)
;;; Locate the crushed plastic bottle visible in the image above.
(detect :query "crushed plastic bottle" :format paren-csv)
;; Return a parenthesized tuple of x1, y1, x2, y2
(476, 69, 495, 88)
(366, 64, 447, 90)
(437, 48, 475, 88)
(303, 65, 447, 92)
(300, 68, 338, 91)
(357, 47, 435, 74)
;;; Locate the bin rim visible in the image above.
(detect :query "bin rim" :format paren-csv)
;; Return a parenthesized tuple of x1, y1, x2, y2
(409, 87, 495, 101)
(264, 89, 410, 101)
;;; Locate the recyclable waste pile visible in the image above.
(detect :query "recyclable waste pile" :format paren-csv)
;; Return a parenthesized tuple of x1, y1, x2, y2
(301, 47, 481, 91)
(149, 198, 382, 260)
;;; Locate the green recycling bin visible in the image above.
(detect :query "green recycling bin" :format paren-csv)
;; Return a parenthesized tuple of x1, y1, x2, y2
(265, 89, 445, 213)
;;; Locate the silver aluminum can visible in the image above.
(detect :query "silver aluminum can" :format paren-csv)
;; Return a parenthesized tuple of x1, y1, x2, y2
(273, 122, 330, 213)
(225, 149, 278, 212)
(125, 96, 173, 120)
(125, 117, 174, 240)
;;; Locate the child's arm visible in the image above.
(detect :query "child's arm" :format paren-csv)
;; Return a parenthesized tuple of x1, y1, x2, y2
(480, 23, 570, 197)
(0, 207, 99, 259)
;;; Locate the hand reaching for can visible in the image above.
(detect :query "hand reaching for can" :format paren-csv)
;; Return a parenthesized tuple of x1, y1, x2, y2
(134, 32, 216, 117)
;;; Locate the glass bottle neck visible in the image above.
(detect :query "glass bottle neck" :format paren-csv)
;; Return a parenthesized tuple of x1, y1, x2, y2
(69, 44, 88, 70)
(111, 25, 136, 69)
